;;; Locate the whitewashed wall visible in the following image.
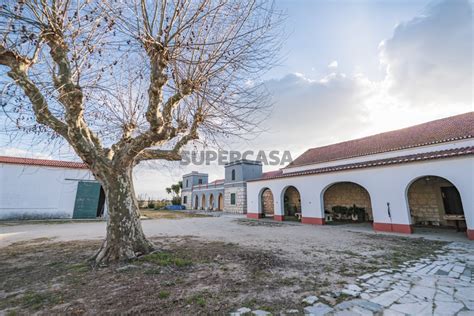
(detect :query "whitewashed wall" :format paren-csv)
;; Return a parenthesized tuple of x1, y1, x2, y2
(0, 163, 94, 220)
(247, 156, 474, 232)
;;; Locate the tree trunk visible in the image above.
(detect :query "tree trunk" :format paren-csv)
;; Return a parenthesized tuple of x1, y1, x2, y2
(93, 167, 154, 265)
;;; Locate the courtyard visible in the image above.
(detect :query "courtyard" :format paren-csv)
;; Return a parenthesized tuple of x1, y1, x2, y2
(0, 213, 472, 315)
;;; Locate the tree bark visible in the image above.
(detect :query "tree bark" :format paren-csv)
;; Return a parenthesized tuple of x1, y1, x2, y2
(93, 167, 154, 265)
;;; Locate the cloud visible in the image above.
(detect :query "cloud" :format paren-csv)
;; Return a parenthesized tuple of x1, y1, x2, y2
(253, 0, 473, 160)
(380, 0, 473, 106)
(256, 72, 372, 154)
(328, 60, 338, 69)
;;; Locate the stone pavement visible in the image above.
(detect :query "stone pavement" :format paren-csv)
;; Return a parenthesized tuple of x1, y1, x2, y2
(230, 241, 474, 315)
(305, 241, 474, 316)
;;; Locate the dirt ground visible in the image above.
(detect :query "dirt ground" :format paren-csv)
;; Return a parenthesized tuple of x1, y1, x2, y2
(139, 209, 211, 220)
(0, 217, 447, 315)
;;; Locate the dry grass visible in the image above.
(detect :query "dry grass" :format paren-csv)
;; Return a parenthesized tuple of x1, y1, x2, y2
(139, 209, 211, 220)
(0, 234, 446, 315)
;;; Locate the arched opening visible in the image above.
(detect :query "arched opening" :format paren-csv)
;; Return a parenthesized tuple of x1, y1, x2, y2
(231, 169, 236, 181)
(323, 182, 373, 224)
(218, 193, 224, 211)
(194, 195, 199, 210)
(282, 186, 301, 220)
(407, 176, 466, 232)
(201, 194, 206, 210)
(209, 194, 214, 211)
(260, 188, 274, 217)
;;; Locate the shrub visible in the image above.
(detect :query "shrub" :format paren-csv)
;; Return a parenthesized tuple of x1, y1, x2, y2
(171, 196, 181, 205)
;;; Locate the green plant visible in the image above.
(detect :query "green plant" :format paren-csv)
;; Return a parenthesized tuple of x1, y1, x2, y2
(171, 196, 181, 205)
(166, 181, 183, 205)
(141, 252, 192, 267)
(158, 291, 170, 299)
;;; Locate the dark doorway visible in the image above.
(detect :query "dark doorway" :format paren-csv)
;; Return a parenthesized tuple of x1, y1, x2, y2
(441, 187, 464, 215)
(96, 187, 106, 217)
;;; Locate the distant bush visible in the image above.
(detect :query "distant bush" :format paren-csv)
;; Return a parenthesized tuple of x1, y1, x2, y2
(153, 200, 168, 210)
(171, 196, 181, 205)
(148, 202, 155, 209)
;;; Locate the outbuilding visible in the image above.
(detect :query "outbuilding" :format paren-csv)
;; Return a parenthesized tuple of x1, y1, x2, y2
(246, 112, 474, 240)
(0, 156, 105, 220)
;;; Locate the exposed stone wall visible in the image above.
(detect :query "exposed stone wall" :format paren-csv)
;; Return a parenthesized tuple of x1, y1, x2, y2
(407, 177, 456, 226)
(284, 186, 301, 216)
(323, 182, 373, 220)
(261, 189, 274, 215)
(224, 186, 247, 213)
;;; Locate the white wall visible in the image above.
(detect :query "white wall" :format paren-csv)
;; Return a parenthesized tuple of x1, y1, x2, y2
(247, 156, 474, 230)
(0, 163, 94, 220)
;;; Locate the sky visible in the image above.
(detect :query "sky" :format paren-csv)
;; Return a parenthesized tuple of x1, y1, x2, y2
(1, 0, 473, 199)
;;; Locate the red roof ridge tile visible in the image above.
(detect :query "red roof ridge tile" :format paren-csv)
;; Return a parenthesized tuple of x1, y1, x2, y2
(0, 155, 88, 169)
(248, 146, 473, 182)
(287, 112, 473, 168)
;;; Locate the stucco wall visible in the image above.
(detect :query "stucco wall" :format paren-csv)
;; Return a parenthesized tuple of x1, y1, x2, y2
(0, 163, 94, 220)
(247, 156, 474, 231)
(191, 187, 224, 210)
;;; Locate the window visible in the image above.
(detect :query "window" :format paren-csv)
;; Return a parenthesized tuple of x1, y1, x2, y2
(230, 193, 236, 205)
(198, 179, 203, 184)
(183, 196, 187, 204)
(186, 179, 189, 187)
(231, 169, 236, 181)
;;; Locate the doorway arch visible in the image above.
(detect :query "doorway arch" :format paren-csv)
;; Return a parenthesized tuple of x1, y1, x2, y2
(201, 194, 206, 210)
(322, 182, 373, 223)
(406, 175, 466, 231)
(209, 194, 214, 210)
(218, 193, 224, 211)
(194, 195, 199, 209)
(282, 186, 301, 219)
(260, 188, 274, 217)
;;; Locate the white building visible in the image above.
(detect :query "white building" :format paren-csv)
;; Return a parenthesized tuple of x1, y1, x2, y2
(0, 156, 105, 220)
(246, 112, 474, 240)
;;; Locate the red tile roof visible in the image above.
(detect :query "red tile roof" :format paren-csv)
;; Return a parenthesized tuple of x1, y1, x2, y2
(249, 147, 473, 182)
(0, 156, 88, 169)
(261, 170, 283, 179)
(287, 112, 474, 168)
(210, 179, 225, 185)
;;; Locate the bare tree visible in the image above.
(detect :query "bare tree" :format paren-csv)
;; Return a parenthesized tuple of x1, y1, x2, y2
(0, 0, 280, 264)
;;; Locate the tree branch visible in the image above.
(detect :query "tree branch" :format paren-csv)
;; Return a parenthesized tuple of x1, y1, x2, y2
(0, 44, 69, 138)
(136, 108, 203, 163)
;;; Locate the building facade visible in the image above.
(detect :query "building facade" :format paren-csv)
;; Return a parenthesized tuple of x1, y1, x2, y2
(0, 156, 105, 220)
(246, 112, 474, 240)
(181, 160, 262, 213)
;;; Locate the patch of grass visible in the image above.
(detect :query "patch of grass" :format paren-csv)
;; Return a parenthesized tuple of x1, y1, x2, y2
(158, 290, 170, 299)
(20, 291, 62, 310)
(5, 310, 18, 316)
(187, 293, 207, 307)
(47, 261, 65, 267)
(140, 252, 192, 267)
(67, 262, 90, 273)
(144, 268, 161, 275)
(242, 298, 258, 308)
